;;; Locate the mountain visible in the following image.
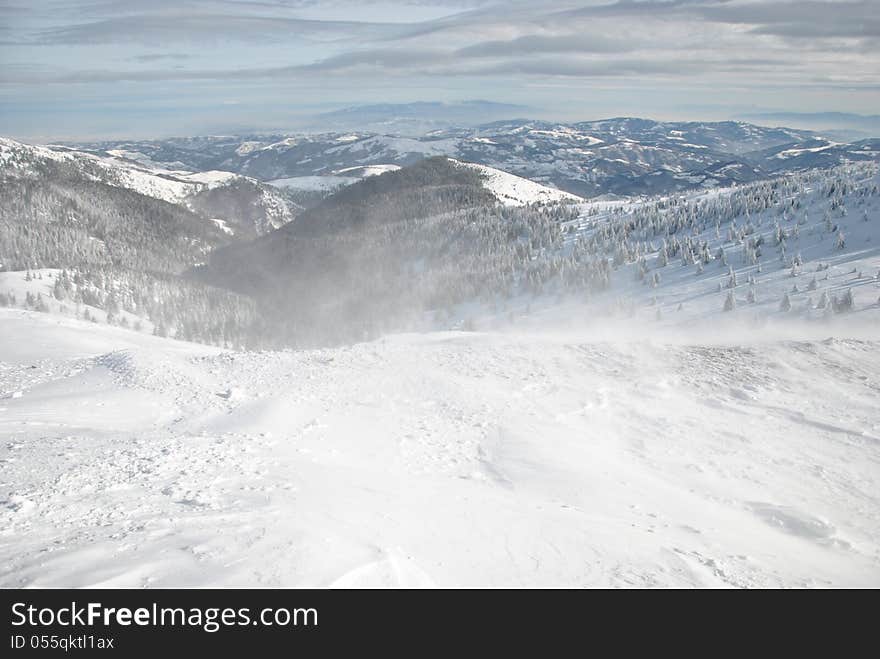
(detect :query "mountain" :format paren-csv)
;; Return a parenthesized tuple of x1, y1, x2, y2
(740, 112, 880, 139)
(450, 159, 582, 206)
(68, 117, 868, 199)
(5, 125, 879, 350)
(745, 138, 880, 173)
(0, 138, 268, 346)
(1, 138, 299, 238)
(569, 117, 811, 155)
(195, 157, 584, 345)
(307, 100, 532, 134)
(0, 138, 227, 272)
(197, 153, 880, 347)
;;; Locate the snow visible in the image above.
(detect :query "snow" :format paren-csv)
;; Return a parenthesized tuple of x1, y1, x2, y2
(105, 149, 162, 167)
(178, 170, 240, 189)
(269, 176, 356, 191)
(0, 138, 76, 169)
(1, 138, 197, 204)
(1, 138, 296, 235)
(265, 137, 300, 150)
(333, 164, 401, 177)
(0, 269, 151, 332)
(270, 165, 401, 192)
(1, 308, 879, 587)
(450, 159, 583, 206)
(527, 128, 604, 145)
(775, 143, 841, 159)
(110, 168, 196, 204)
(209, 218, 235, 236)
(410, 163, 872, 349)
(235, 141, 264, 156)
(329, 135, 459, 159)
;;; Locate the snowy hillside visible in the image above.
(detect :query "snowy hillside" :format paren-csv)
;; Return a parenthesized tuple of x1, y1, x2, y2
(1, 308, 878, 587)
(266, 158, 578, 207)
(0, 138, 298, 237)
(269, 163, 401, 193)
(197, 159, 880, 349)
(541, 163, 880, 330)
(0, 269, 154, 332)
(451, 159, 582, 206)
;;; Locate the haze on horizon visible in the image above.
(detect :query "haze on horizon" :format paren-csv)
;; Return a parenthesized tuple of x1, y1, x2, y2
(1, 0, 877, 140)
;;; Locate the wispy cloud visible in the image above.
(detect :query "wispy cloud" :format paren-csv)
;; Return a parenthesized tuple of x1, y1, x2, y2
(35, 13, 410, 46)
(456, 34, 636, 57)
(129, 53, 193, 62)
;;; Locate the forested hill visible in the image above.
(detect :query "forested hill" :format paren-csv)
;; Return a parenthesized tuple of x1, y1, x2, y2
(198, 158, 880, 348)
(194, 157, 583, 346)
(0, 137, 299, 240)
(283, 156, 497, 237)
(0, 139, 265, 347)
(0, 160, 227, 275)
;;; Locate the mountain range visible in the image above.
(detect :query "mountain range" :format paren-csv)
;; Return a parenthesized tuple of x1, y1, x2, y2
(68, 118, 880, 199)
(305, 100, 532, 134)
(3, 116, 879, 348)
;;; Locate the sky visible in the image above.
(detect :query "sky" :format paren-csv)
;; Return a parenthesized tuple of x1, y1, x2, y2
(1, 0, 878, 140)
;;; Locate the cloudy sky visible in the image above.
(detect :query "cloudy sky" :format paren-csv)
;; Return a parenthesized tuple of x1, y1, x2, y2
(1, 0, 877, 139)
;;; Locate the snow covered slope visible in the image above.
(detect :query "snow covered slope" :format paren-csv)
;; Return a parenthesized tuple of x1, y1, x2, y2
(1, 137, 193, 204)
(1, 308, 878, 587)
(267, 158, 576, 207)
(0, 138, 298, 237)
(450, 159, 582, 206)
(197, 159, 880, 351)
(453, 162, 880, 334)
(269, 164, 402, 193)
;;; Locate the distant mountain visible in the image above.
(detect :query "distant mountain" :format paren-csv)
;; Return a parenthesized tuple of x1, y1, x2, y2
(739, 112, 880, 139)
(307, 100, 532, 134)
(744, 138, 880, 173)
(67, 117, 875, 199)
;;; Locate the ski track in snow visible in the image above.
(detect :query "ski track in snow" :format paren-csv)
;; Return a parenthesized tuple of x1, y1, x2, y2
(1, 309, 879, 588)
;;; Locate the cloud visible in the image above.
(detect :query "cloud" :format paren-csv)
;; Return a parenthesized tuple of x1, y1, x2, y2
(547, 0, 878, 40)
(0, 50, 805, 85)
(129, 53, 193, 62)
(297, 47, 449, 71)
(698, 0, 874, 29)
(435, 55, 798, 79)
(36, 13, 409, 46)
(455, 34, 636, 57)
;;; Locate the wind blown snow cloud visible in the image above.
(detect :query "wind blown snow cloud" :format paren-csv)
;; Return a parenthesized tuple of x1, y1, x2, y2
(1, 0, 877, 138)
